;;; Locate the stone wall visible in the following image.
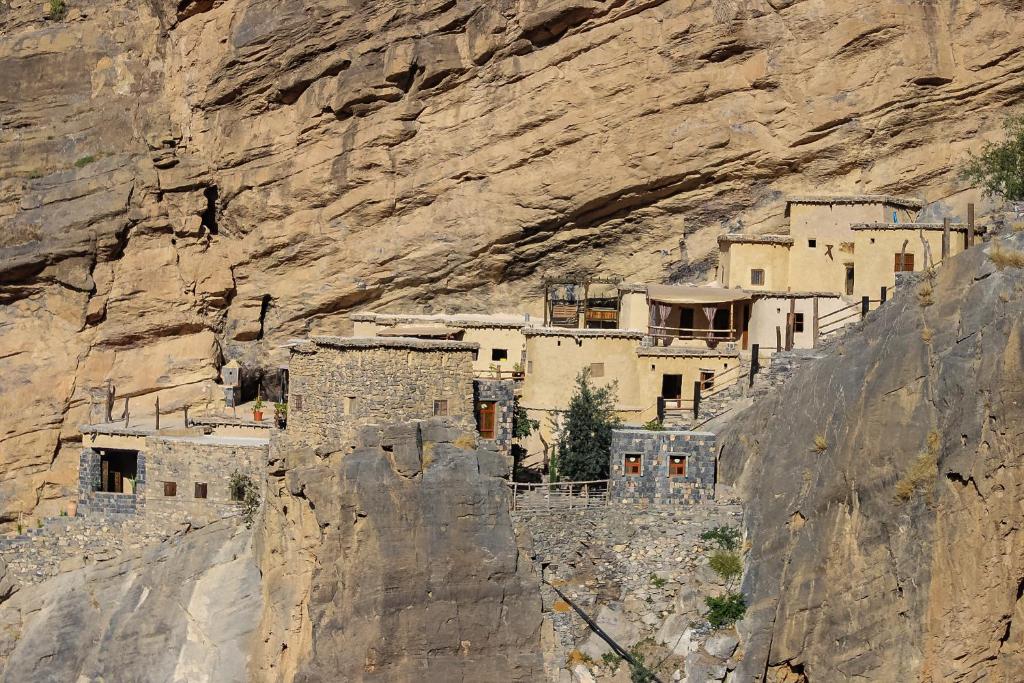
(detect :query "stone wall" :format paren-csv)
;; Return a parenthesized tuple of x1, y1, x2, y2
(287, 337, 477, 445)
(610, 430, 715, 505)
(474, 378, 515, 458)
(78, 447, 145, 516)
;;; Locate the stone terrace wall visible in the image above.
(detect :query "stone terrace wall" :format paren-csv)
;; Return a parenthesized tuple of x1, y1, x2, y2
(610, 430, 715, 505)
(287, 337, 477, 445)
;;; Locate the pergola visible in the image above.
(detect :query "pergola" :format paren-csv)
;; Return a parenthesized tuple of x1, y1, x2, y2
(646, 284, 752, 344)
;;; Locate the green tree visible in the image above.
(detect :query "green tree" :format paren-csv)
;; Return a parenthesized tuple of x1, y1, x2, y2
(962, 112, 1024, 201)
(556, 370, 621, 481)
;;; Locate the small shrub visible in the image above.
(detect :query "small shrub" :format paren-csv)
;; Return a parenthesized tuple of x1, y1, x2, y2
(700, 525, 742, 551)
(601, 652, 622, 669)
(229, 470, 261, 528)
(642, 419, 665, 431)
(649, 573, 667, 588)
(705, 592, 747, 628)
(813, 434, 828, 453)
(36, 519, 43, 529)
(49, 0, 67, 20)
(73, 155, 95, 168)
(894, 452, 938, 502)
(989, 242, 1024, 270)
(628, 652, 657, 683)
(709, 551, 743, 585)
(566, 649, 593, 666)
(16, 524, 23, 535)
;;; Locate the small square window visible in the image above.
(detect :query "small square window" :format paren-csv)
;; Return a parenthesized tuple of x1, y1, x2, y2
(808, 239, 817, 248)
(163, 481, 177, 497)
(750, 269, 765, 286)
(590, 362, 605, 378)
(624, 454, 642, 476)
(471, 349, 479, 361)
(433, 399, 448, 417)
(669, 455, 687, 477)
(292, 394, 303, 411)
(195, 482, 208, 499)
(491, 348, 508, 362)
(794, 313, 805, 333)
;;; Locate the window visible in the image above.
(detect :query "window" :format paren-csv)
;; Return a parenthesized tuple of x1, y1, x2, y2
(344, 396, 359, 415)
(624, 454, 642, 476)
(163, 481, 177, 497)
(808, 239, 817, 248)
(194, 482, 208, 499)
(476, 401, 496, 439)
(96, 449, 138, 493)
(433, 399, 448, 417)
(700, 370, 715, 390)
(894, 253, 915, 272)
(669, 455, 687, 477)
(794, 313, 805, 333)
(527, 361, 534, 374)
(471, 349, 479, 361)
(491, 348, 508, 362)
(750, 269, 765, 286)
(845, 264, 855, 295)
(590, 362, 605, 378)
(292, 394, 303, 411)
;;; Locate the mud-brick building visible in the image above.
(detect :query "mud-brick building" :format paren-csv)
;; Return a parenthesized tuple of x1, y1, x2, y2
(287, 337, 515, 459)
(609, 429, 716, 505)
(78, 426, 267, 527)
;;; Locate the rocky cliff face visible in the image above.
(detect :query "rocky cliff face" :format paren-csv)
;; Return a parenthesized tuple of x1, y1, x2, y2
(1, 0, 1023, 518)
(0, 419, 543, 681)
(719, 234, 1024, 681)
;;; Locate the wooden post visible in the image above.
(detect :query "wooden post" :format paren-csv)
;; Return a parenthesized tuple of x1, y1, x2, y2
(728, 303, 735, 341)
(942, 217, 951, 260)
(775, 325, 782, 353)
(154, 396, 160, 430)
(880, 286, 887, 304)
(657, 396, 665, 424)
(692, 381, 701, 420)
(861, 296, 870, 319)
(104, 381, 115, 423)
(812, 297, 820, 346)
(543, 284, 549, 326)
(967, 203, 975, 247)
(788, 298, 796, 350)
(749, 344, 760, 387)
(184, 405, 190, 428)
(122, 397, 130, 427)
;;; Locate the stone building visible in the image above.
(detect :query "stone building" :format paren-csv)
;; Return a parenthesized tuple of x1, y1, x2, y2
(286, 336, 480, 446)
(78, 426, 267, 528)
(609, 429, 715, 505)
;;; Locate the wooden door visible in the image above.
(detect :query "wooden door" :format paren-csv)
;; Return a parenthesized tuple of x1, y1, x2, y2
(477, 402, 496, 439)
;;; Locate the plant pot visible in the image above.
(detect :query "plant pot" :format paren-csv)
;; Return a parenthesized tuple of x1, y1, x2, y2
(275, 417, 286, 429)
(252, 410, 264, 422)
(66, 501, 78, 518)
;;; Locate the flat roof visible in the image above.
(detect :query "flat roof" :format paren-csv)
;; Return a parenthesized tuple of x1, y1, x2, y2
(635, 346, 740, 358)
(647, 284, 751, 305)
(350, 312, 531, 329)
(523, 328, 645, 340)
(614, 427, 716, 438)
(718, 234, 794, 246)
(151, 435, 270, 447)
(304, 336, 480, 352)
(750, 291, 843, 299)
(850, 222, 978, 233)
(786, 195, 924, 211)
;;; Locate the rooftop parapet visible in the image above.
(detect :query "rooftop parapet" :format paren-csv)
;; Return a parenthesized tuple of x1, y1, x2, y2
(522, 327, 645, 339)
(850, 222, 983, 233)
(350, 312, 532, 329)
(299, 336, 481, 352)
(717, 234, 795, 246)
(785, 194, 925, 212)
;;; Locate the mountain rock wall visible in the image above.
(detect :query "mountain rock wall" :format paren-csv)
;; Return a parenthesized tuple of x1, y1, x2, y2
(719, 234, 1024, 681)
(2, 0, 1024, 519)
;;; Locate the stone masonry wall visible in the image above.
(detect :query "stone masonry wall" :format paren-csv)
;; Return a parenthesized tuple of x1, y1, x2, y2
(474, 378, 515, 457)
(287, 338, 477, 446)
(78, 447, 146, 516)
(144, 437, 265, 525)
(610, 430, 715, 505)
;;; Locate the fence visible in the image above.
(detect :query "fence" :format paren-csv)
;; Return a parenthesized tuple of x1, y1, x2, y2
(507, 479, 610, 514)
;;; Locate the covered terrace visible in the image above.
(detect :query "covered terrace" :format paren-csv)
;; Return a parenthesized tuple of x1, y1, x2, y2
(647, 284, 752, 347)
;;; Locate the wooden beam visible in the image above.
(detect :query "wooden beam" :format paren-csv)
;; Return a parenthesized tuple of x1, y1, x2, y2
(967, 203, 976, 247)
(812, 297, 819, 346)
(942, 217, 951, 260)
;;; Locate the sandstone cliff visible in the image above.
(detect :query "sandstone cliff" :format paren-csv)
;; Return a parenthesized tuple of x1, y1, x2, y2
(719, 234, 1024, 681)
(1, 0, 1023, 519)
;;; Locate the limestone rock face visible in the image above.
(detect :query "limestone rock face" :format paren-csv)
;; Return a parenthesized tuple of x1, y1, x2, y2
(255, 419, 544, 681)
(2, 0, 1024, 519)
(0, 522, 261, 681)
(719, 234, 1024, 681)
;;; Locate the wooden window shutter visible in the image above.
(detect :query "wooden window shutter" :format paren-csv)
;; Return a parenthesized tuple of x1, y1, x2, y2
(195, 482, 208, 499)
(625, 454, 642, 475)
(433, 399, 448, 417)
(477, 402, 496, 439)
(669, 455, 687, 477)
(164, 481, 177, 497)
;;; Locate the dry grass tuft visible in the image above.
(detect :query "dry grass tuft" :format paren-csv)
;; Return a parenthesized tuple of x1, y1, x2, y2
(452, 433, 477, 450)
(921, 327, 933, 343)
(895, 451, 938, 502)
(812, 434, 828, 454)
(917, 283, 935, 307)
(989, 241, 1024, 270)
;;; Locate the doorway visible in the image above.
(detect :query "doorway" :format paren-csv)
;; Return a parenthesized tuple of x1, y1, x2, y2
(661, 374, 683, 400)
(845, 264, 855, 295)
(98, 449, 138, 494)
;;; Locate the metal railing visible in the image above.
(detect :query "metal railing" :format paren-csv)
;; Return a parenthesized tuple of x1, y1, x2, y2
(507, 479, 610, 514)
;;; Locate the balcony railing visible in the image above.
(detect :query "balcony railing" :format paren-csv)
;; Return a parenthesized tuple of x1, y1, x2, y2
(648, 325, 739, 342)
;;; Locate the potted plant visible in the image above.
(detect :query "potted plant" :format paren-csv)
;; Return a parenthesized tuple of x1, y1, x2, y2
(252, 396, 264, 422)
(274, 402, 287, 428)
(512, 362, 525, 380)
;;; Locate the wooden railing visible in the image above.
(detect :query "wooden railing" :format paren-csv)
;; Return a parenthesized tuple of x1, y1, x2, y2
(699, 364, 744, 400)
(648, 325, 739, 342)
(508, 479, 610, 513)
(473, 369, 525, 380)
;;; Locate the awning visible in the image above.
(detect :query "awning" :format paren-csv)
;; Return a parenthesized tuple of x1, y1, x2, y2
(376, 325, 464, 338)
(647, 284, 751, 305)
